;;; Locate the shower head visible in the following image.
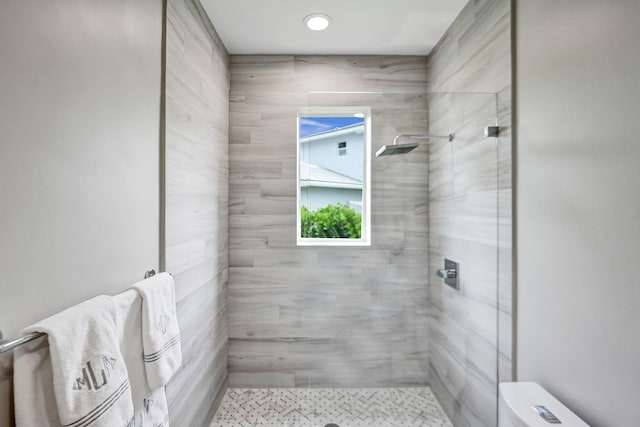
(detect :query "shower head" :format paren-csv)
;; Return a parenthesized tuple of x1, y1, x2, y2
(375, 133, 455, 157)
(375, 142, 419, 156)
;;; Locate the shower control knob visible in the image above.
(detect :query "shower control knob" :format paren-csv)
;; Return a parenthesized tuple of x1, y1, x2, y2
(437, 258, 460, 290)
(437, 269, 457, 279)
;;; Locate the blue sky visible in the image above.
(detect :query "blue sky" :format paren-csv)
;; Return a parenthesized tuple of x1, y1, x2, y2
(299, 116, 364, 138)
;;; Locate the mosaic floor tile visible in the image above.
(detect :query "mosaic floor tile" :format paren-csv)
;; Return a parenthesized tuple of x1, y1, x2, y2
(210, 387, 453, 427)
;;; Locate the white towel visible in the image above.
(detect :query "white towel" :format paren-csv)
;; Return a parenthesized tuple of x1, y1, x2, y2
(114, 290, 151, 409)
(13, 336, 59, 426)
(14, 295, 134, 427)
(130, 272, 182, 389)
(127, 388, 170, 427)
(114, 290, 170, 426)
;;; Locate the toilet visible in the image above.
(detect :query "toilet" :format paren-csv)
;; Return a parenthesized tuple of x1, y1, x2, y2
(499, 382, 590, 426)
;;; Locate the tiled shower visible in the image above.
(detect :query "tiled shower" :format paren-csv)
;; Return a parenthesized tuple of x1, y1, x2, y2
(164, 0, 510, 425)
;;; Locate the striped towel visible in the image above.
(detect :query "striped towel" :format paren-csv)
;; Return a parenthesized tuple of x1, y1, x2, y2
(14, 295, 134, 427)
(114, 289, 170, 426)
(131, 272, 182, 389)
(125, 387, 170, 427)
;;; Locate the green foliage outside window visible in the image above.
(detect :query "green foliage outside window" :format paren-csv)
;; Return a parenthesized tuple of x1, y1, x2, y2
(301, 203, 362, 239)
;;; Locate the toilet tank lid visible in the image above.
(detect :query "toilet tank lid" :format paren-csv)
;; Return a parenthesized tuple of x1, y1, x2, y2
(499, 382, 590, 427)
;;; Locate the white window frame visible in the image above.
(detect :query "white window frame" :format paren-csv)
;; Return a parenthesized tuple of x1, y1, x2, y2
(296, 106, 372, 246)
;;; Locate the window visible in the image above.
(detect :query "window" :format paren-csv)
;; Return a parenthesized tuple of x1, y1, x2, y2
(338, 141, 347, 156)
(297, 106, 371, 246)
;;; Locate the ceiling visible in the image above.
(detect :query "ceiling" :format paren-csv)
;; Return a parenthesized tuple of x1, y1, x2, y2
(200, 0, 468, 55)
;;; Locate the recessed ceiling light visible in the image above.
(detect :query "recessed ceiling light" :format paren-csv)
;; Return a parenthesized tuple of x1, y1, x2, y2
(304, 13, 332, 31)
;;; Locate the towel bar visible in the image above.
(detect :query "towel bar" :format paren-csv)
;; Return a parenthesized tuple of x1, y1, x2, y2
(0, 331, 46, 353)
(0, 269, 162, 353)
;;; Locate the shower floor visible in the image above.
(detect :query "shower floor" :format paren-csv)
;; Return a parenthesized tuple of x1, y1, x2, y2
(210, 387, 453, 427)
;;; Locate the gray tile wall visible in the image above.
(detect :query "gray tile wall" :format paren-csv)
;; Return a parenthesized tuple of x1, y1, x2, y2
(228, 56, 433, 388)
(164, 0, 230, 425)
(426, 0, 512, 426)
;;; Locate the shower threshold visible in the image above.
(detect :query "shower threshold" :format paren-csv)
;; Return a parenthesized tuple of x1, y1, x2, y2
(210, 387, 453, 427)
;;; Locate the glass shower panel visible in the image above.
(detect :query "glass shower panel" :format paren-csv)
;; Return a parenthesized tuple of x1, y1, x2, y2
(496, 87, 513, 387)
(300, 91, 501, 427)
(427, 92, 501, 427)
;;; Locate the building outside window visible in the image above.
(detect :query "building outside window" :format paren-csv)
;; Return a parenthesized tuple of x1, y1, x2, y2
(297, 107, 371, 246)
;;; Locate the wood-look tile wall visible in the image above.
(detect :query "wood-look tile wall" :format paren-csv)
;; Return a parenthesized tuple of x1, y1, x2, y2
(426, 0, 512, 426)
(228, 56, 433, 388)
(164, 0, 230, 425)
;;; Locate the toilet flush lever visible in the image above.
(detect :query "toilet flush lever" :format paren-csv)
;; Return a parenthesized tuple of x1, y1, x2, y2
(436, 258, 459, 290)
(532, 405, 562, 424)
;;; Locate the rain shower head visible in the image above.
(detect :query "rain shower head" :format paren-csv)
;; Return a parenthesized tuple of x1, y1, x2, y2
(375, 142, 419, 156)
(375, 133, 455, 157)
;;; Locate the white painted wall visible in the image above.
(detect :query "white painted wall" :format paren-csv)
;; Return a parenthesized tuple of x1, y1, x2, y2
(302, 126, 365, 180)
(515, 1, 640, 426)
(0, 1, 161, 425)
